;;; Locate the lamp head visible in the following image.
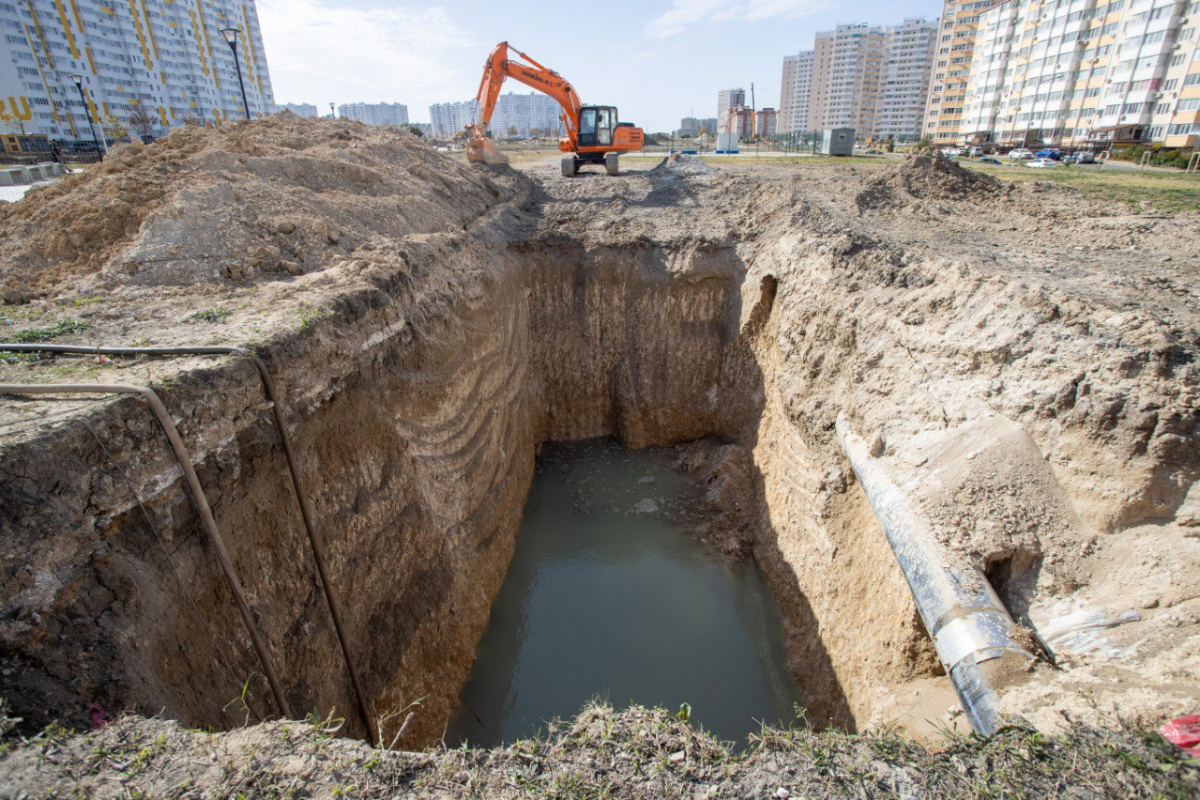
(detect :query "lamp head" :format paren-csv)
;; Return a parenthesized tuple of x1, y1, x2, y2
(70, 74, 83, 88)
(219, 27, 240, 45)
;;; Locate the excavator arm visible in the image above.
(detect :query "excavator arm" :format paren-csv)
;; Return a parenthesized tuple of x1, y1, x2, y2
(466, 42, 582, 163)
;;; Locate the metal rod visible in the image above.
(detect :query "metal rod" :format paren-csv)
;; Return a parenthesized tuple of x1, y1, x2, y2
(1, 343, 375, 740)
(0, 381, 293, 718)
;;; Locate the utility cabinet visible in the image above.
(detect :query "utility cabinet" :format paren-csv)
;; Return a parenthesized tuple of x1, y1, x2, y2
(821, 128, 855, 156)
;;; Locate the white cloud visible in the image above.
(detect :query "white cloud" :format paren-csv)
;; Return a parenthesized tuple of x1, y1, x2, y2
(644, 0, 832, 38)
(256, 0, 475, 116)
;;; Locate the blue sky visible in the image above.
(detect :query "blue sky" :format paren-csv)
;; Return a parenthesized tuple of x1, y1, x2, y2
(256, 0, 943, 129)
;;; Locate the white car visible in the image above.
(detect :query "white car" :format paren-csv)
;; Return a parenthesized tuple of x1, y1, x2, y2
(941, 147, 963, 157)
(1026, 157, 1060, 168)
(1009, 148, 1034, 160)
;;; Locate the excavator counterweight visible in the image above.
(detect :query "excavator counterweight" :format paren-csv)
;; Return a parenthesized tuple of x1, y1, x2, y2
(466, 42, 644, 175)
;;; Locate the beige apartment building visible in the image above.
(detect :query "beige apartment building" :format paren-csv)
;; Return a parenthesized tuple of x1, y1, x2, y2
(785, 19, 936, 140)
(960, 0, 1200, 149)
(923, 0, 1006, 143)
(779, 51, 814, 133)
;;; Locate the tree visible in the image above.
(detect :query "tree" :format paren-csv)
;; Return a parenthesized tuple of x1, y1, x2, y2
(128, 101, 156, 141)
(101, 113, 129, 143)
(528, 127, 540, 139)
(506, 125, 518, 139)
(404, 123, 424, 138)
(180, 114, 204, 128)
(698, 126, 709, 137)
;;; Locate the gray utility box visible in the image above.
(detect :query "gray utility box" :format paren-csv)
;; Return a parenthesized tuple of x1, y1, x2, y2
(821, 128, 855, 156)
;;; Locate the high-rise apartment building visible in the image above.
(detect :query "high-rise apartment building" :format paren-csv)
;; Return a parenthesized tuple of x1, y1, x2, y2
(722, 105, 755, 137)
(779, 51, 815, 132)
(923, 0, 1005, 143)
(279, 103, 318, 118)
(809, 24, 885, 134)
(338, 102, 409, 127)
(717, 88, 746, 125)
(429, 93, 561, 140)
(961, 0, 1200, 149)
(803, 19, 937, 140)
(429, 100, 479, 139)
(677, 116, 718, 136)
(0, 0, 274, 143)
(489, 92, 562, 138)
(877, 18, 940, 140)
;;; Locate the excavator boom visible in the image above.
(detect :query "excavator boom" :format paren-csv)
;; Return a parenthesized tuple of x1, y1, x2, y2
(465, 42, 644, 174)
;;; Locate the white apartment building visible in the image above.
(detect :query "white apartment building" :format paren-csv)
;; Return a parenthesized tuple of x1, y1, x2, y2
(779, 51, 814, 133)
(429, 93, 562, 140)
(338, 102, 409, 127)
(429, 99, 479, 139)
(717, 88, 746, 126)
(676, 116, 718, 136)
(0, 0, 274, 143)
(800, 19, 937, 140)
(489, 92, 562, 138)
(878, 18, 940, 140)
(279, 103, 318, 118)
(961, 0, 1200, 148)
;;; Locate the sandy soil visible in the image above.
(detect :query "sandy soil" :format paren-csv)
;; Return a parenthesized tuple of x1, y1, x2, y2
(1, 122, 1198, 758)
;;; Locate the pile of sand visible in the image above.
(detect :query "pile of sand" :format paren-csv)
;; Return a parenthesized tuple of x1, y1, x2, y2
(855, 149, 1001, 211)
(0, 115, 508, 303)
(651, 153, 719, 177)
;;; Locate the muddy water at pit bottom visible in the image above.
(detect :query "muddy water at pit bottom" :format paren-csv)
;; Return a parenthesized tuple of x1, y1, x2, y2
(446, 438, 805, 747)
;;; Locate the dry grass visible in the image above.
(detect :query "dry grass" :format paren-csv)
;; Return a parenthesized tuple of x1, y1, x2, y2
(2, 702, 1197, 798)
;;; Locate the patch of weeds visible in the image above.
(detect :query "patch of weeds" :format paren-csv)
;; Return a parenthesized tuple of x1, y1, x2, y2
(188, 307, 231, 324)
(8, 319, 90, 343)
(298, 306, 334, 334)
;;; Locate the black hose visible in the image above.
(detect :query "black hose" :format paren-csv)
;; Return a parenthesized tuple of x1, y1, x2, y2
(1, 343, 376, 740)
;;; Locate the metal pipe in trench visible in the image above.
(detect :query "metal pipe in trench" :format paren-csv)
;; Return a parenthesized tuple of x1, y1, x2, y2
(0, 380, 294, 719)
(835, 416, 1031, 736)
(1, 344, 375, 742)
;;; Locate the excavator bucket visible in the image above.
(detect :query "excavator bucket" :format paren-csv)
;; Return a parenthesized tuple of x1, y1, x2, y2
(465, 125, 509, 165)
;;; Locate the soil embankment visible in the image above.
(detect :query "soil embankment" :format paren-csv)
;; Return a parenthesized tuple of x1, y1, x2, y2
(1, 121, 1198, 762)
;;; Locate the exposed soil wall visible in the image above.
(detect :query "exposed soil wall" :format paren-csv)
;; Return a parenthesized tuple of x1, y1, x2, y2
(2, 125, 1198, 752)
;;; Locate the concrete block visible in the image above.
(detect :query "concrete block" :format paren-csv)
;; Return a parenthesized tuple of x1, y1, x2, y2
(46, 163, 64, 177)
(13, 167, 32, 184)
(0, 170, 15, 186)
(27, 166, 47, 181)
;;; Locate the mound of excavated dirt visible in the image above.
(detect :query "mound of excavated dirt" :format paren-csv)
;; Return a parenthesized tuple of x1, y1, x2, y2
(855, 149, 1001, 211)
(651, 153, 719, 177)
(0, 116, 506, 303)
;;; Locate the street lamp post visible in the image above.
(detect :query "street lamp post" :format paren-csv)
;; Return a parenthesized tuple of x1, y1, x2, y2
(69, 74, 104, 158)
(219, 27, 251, 119)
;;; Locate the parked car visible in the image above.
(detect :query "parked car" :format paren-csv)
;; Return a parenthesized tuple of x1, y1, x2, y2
(864, 148, 883, 154)
(1026, 157, 1060, 168)
(968, 146, 989, 157)
(1009, 148, 1034, 160)
(941, 147, 963, 157)
(1073, 151, 1096, 164)
(978, 157, 1003, 165)
(1035, 148, 1063, 160)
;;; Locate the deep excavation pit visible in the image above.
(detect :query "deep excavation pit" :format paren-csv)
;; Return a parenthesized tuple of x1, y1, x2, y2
(0, 210, 926, 751)
(2, 119, 1199, 771)
(446, 438, 804, 747)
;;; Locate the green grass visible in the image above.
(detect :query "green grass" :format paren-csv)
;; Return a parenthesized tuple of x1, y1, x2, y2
(188, 307, 231, 323)
(6, 319, 90, 343)
(962, 159, 1200, 213)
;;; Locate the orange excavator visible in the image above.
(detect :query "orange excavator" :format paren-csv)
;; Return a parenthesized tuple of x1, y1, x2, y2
(465, 42, 645, 177)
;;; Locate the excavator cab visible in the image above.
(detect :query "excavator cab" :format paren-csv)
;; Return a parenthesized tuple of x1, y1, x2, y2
(577, 106, 617, 148)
